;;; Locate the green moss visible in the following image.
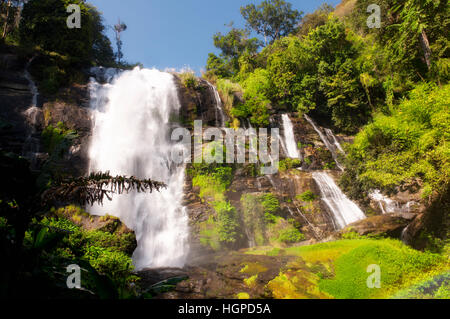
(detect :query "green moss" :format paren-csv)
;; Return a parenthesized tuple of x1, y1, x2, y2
(199, 216, 221, 251)
(244, 275, 258, 288)
(266, 269, 329, 299)
(319, 240, 446, 299)
(240, 262, 268, 276)
(236, 292, 250, 299)
(247, 239, 449, 299)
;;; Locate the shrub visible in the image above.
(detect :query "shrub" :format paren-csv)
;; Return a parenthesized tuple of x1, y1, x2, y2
(277, 227, 305, 244)
(179, 71, 199, 90)
(279, 158, 302, 172)
(342, 83, 450, 197)
(296, 190, 317, 202)
(41, 122, 77, 157)
(214, 201, 240, 245)
(261, 193, 280, 214)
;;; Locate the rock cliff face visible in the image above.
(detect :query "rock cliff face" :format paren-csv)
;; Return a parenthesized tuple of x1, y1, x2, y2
(0, 52, 92, 175)
(0, 53, 38, 155)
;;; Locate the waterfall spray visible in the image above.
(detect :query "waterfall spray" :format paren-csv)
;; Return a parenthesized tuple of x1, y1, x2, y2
(88, 67, 189, 270)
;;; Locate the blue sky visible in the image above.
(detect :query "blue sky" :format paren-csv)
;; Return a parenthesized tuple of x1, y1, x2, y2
(88, 0, 341, 73)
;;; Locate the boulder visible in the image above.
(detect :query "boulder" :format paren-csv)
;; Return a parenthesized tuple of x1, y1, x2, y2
(342, 213, 417, 239)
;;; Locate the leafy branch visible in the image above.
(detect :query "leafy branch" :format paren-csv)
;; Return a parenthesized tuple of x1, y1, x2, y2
(42, 171, 166, 206)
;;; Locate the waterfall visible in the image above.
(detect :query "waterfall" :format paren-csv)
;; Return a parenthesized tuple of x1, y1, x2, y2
(22, 57, 42, 168)
(88, 67, 189, 270)
(325, 128, 345, 155)
(369, 190, 416, 214)
(24, 58, 39, 107)
(206, 81, 226, 127)
(282, 114, 301, 159)
(304, 115, 344, 171)
(312, 172, 365, 229)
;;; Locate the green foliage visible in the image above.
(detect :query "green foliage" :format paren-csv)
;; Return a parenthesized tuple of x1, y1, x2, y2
(241, 193, 302, 246)
(241, 0, 303, 44)
(278, 158, 302, 172)
(191, 164, 239, 248)
(41, 122, 77, 157)
(199, 216, 221, 251)
(392, 271, 450, 299)
(214, 201, 240, 245)
(350, 0, 449, 83)
(208, 27, 261, 77)
(296, 190, 317, 202)
(261, 193, 280, 214)
(296, 3, 334, 37)
(216, 78, 242, 109)
(20, 0, 114, 65)
(277, 227, 305, 244)
(17, 0, 117, 94)
(266, 19, 370, 132)
(179, 71, 199, 90)
(342, 83, 450, 197)
(318, 240, 446, 299)
(206, 53, 232, 78)
(249, 239, 449, 298)
(191, 165, 233, 202)
(233, 68, 271, 127)
(30, 216, 137, 296)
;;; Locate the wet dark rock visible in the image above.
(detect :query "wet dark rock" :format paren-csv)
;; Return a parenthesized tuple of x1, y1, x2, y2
(342, 213, 417, 239)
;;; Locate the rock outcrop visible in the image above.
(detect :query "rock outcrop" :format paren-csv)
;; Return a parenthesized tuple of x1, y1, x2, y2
(341, 213, 417, 239)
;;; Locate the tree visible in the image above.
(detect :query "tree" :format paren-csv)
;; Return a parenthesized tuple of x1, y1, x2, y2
(20, 0, 94, 63)
(113, 19, 127, 64)
(209, 27, 261, 77)
(89, 4, 115, 66)
(240, 0, 303, 45)
(350, 0, 448, 81)
(265, 19, 370, 132)
(1, 0, 24, 40)
(296, 3, 334, 37)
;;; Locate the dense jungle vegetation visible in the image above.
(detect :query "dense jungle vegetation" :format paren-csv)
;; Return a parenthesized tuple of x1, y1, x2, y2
(199, 0, 449, 251)
(0, 0, 448, 299)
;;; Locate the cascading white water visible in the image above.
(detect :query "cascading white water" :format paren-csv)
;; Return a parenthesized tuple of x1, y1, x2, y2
(88, 67, 189, 270)
(369, 190, 415, 214)
(24, 58, 38, 107)
(282, 114, 301, 159)
(304, 115, 344, 171)
(206, 81, 226, 127)
(22, 57, 43, 168)
(312, 172, 365, 229)
(325, 128, 345, 155)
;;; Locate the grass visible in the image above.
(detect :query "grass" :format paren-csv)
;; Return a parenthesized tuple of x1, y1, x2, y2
(247, 239, 449, 299)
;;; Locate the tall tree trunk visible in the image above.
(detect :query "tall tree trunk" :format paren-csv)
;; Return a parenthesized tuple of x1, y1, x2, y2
(419, 29, 432, 70)
(1, 0, 11, 39)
